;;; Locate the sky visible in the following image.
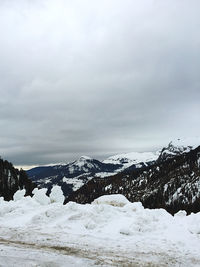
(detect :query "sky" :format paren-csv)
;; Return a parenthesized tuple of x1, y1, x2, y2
(0, 0, 200, 168)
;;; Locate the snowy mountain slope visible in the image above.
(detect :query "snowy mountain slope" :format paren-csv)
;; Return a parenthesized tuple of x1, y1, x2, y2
(0, 157, 36, 201)
(66, 145, 200, 214)
(27, 137, 200, 201)
(26, 156, 123, 196)
(103, 151, 159, 170)
(158, 137, 200, 161)
(0, 191, 200, 266)
(27, 151, 161, 197)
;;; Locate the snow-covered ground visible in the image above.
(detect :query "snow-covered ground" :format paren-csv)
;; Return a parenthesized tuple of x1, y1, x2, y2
(0, 243, 98, 267)
(0, 188, 200, 266)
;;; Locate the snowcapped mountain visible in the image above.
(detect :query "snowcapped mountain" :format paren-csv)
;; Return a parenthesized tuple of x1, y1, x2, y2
(26, 152, 159, 197)
(66, 144, 200, 214)
(27, 137, 200, 209)
(158, 137, 200, 161)
(0, 157, 36, 201)
(26, 156, 123, 196)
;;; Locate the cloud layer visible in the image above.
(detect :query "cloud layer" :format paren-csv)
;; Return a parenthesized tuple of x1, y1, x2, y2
(0, 0, 200, 166)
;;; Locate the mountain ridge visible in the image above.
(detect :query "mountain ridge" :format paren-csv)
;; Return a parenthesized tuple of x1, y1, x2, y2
(65, 145, 200, 214)
(26, 149, 160, 196)
(26, 138, 200, 214)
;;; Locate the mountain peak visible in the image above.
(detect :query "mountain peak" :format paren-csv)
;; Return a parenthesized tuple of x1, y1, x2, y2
(158, 137, 200, 161)
(169, 137, 200, 149)
(78, 156, 92, 161)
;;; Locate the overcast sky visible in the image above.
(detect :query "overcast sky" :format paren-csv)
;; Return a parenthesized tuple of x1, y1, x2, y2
(0, 0, 200, 167)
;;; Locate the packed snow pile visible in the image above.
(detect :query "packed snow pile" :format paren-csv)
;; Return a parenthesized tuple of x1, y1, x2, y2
(0, 188, 200, 266)
(49, 185, 65, 203)
(92, 194, 130, 207)
(1, 188, 200, 238)
(32, 188, 51, 205)
(13, 189, 26, 201)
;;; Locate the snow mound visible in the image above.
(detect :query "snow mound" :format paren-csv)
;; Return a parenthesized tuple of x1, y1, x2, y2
(174, 210, 187, 217)
(32, 188, 50, 205)
(92, 194, 130, 207)
(49, 185, 65, 204)
(13, 189, 26, 201)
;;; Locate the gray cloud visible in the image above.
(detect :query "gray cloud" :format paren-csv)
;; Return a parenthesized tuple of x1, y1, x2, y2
(0, 0, 200, 166)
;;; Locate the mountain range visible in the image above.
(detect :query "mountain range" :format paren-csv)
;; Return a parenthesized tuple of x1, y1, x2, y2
(1, 138, 200, 214)
(26, 151, 159, 196)
(65, 139, 200, 214)
(26, 138, 200, 214)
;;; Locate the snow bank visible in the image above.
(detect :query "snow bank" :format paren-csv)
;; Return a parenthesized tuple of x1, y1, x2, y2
(0, 190, 200, 266)
(0, 190, 199, 238)
(0, 192, 173, 236)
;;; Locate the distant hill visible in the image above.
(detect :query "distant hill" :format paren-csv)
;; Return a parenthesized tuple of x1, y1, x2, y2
(0, 157, 36, 201)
